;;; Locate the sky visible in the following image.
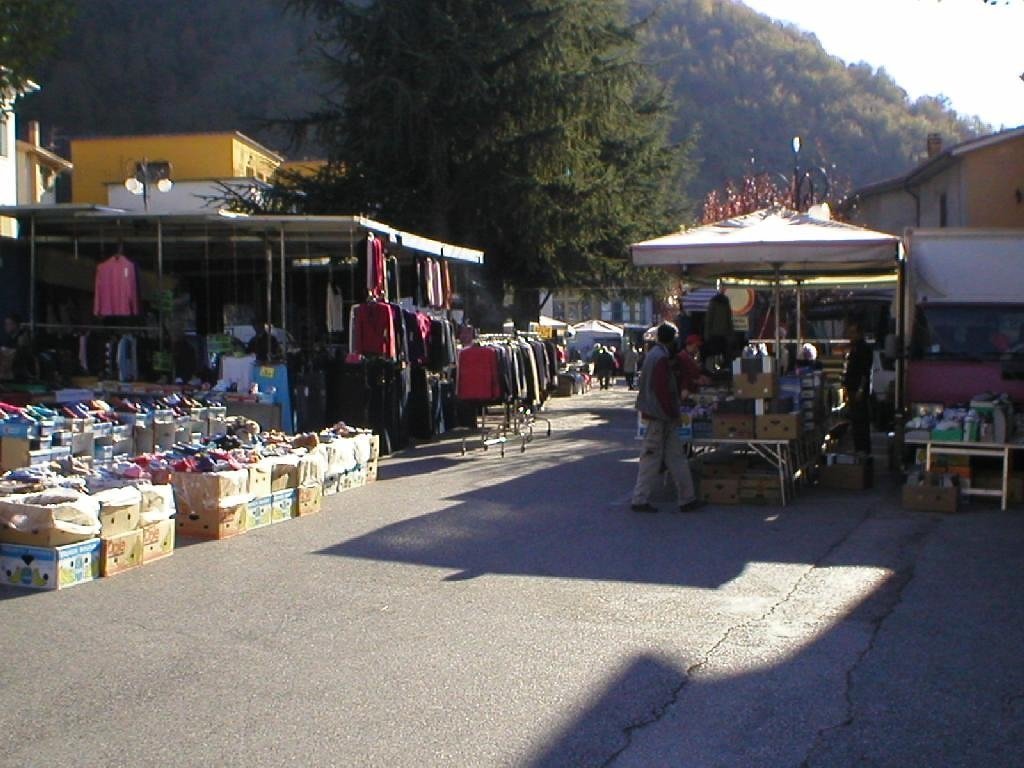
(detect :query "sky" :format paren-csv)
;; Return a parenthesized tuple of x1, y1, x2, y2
(740, 0, 1024, 129)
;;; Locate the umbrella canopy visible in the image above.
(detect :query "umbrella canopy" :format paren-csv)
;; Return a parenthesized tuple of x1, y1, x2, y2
(631, 208, 899, 279)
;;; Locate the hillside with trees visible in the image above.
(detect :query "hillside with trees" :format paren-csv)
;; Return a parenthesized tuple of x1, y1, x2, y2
(18, 0, 987, 203)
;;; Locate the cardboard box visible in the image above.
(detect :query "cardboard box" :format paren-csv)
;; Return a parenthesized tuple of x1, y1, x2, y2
(712, 413, 755, 440)
(755, 413, 800, 441)
(365, 456, 379, 482)
(323, 473, 341, 496)
(93, 487, 142, 537)
(176, 502, 245, 540)
(296, 484, 322, 517)
(245, 496, 273, 529)
(818, 462, 873, 490)
(0, 526, 96, 548)
(71, 430, 95, 456)
(271, 489, 297, 522)
(0, 538, 101, 590)
(902, 483, 959, 513)
(1, 437, 41, 471)
(153, 420, 176, 451)
(700, 458, 748, 478)
(134, 424, 155, 454)
(733, 371, 778, 400)
(171, 470, 250, 516)
(700, 477, 740, 505)
(100, 529, 144, 576)
(0, 490, 102, 547)
(269, 458, 300, 491)
(248, 462, 273, 498)
(0, 421, 40, 439)
(141, 518, 175, 564)
(738, 474, 783, 504)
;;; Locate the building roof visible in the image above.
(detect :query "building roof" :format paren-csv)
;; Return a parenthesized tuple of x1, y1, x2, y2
(850, 125, 1024, 202)
(16, 140, 73, 172)
(70, 130, 285, 163)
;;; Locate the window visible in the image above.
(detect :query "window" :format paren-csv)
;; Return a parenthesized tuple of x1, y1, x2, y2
(912, 305, 1024, 361)
(939, 193, 948, 227)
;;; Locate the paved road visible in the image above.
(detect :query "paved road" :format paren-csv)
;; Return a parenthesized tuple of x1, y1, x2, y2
(3, 388, 1023, 767)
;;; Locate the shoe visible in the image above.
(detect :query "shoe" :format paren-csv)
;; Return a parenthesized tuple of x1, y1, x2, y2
(677, 499, 706, 513)
(630, 502, 658, 513)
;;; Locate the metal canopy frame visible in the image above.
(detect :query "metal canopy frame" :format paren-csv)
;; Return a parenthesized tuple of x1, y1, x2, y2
(0, 205, 484, 349)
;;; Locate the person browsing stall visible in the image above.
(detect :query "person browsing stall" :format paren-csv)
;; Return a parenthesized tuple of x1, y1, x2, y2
(675, 334, 710, 399)
(631, 322, 703, 513)
(842, 319, 873, 456)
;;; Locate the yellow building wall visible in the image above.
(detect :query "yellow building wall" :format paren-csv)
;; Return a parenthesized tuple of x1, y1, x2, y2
(71, 133, 283, 204)
(964, 137, 1024, 228)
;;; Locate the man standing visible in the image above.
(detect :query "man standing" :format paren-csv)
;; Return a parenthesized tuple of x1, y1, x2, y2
(842, 319, 873, 455)
(632, 322, 702, 513)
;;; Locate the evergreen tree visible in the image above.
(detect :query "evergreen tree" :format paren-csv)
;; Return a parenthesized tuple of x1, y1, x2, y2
(0, 0, 74, 94)
(286, 0, 691, 326)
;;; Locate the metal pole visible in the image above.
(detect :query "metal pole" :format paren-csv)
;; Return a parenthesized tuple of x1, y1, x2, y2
(279, 224, 286, 339)
(29, 215, 36, 335)
(773, 267, 782, 368)
(894, 245, 907, 468)
(157, 218, 164, 357)
(265, 241, 273, 361)
(795, 280, 803, 346)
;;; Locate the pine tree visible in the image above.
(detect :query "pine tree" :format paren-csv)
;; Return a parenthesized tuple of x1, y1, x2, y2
(286, 0, 691, 326)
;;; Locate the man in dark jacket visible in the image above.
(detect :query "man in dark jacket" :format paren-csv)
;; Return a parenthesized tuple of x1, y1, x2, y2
(842, 319, 873, 455)
(631, 323, 702, 513)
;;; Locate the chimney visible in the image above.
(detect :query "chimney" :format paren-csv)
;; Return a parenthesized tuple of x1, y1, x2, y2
(926, 133, 943, 159)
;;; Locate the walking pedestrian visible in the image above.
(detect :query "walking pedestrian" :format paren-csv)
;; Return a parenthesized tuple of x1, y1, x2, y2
(623, 343, 639, 390)
(593, 344, 615, 390)
(631, 322, 703, 513)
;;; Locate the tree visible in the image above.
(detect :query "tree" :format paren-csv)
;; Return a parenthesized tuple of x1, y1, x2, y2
(0, 0, 74, 95)
(284, 0, 692, 327)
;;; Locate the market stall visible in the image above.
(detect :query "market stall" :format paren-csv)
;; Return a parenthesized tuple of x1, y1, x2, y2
(631, 207, 901, 504)
(0, 205, 484, 452)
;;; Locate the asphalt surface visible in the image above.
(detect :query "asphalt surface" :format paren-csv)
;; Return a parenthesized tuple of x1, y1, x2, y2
(2, 387, 1023, 767)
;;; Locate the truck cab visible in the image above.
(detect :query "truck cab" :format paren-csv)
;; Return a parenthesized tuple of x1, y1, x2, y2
(903, 229, 1024, 407)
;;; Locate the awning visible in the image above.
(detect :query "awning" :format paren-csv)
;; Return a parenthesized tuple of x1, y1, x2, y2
(631, 208, 899, 279)
(0, 205, 485, 264)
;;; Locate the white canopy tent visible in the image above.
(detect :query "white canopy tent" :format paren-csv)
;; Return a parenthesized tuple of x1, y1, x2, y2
(569, 319, 624, 357)
(631, 207, 903, 401)
(631, 208, 900, 280)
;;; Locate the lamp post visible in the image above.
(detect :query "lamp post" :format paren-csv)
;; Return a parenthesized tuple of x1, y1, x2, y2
(124, 159, 173, 211)
(791, 136, 802, 210)
(790, 136, 831, 212)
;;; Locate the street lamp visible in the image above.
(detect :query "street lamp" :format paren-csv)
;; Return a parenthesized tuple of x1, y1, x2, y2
(790, 136, 830, 212)
(125, 159, 173, 211)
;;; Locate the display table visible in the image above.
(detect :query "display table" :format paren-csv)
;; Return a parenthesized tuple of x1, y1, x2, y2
(690, 437, 797, 505)
(906, 439, 1024, 511)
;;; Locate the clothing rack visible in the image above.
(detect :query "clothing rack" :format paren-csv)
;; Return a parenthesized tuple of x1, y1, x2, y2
(458, 334, 553, 458)
(34, 323, 159, 334)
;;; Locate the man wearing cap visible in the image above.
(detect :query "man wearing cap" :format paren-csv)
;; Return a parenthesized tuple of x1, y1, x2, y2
(631, 322, 703, 513)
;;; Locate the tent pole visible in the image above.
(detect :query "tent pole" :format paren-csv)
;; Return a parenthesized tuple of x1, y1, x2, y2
(157, 218, 164, 358)
(795, 280, 803, 346)
(773, 267, 781, 368)
(265, 241, 273, 361)
(28, 215, 36, 336)
(279, 224, 287, 339)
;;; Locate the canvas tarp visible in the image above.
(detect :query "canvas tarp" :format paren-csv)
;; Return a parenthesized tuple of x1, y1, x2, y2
(631, 208, 899, 279)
